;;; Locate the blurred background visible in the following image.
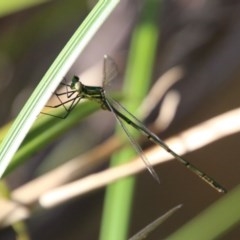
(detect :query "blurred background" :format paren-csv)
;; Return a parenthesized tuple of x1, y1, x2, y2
(1, 0, 240, 239)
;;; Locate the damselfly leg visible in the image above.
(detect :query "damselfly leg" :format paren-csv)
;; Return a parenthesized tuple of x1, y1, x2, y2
(41, 77, 82, 119)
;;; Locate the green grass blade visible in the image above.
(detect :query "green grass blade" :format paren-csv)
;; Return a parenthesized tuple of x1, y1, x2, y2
(0, 0, 120, 178)
(100, 1, 161, 239)
(0, 0, 49, 17)
(3, 101, 100, 176)
(129, 205, 182, 240)
(168, 186, 240, 239)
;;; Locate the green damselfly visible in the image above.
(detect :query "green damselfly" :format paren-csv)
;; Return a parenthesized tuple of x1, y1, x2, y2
(43, 55, 226, 193)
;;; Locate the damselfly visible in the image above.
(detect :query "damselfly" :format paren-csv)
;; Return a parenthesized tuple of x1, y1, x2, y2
(43, 55, 226, 193)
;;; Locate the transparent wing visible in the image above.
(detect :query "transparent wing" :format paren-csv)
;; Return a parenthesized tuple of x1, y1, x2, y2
(103, 54, 119, 86)
(104, 96, 160, 183)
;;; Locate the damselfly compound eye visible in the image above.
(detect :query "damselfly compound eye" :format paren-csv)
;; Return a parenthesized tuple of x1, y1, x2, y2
(70, 76, 81, 90)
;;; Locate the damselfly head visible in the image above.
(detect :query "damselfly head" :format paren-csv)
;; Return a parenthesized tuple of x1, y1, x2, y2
(70, 76, 82, 92)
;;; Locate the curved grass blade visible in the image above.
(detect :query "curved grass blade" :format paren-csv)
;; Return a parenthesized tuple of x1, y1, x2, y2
(0, 0, 120, 178)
